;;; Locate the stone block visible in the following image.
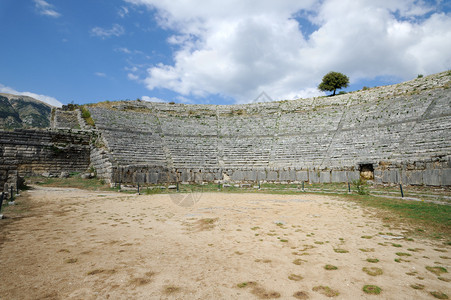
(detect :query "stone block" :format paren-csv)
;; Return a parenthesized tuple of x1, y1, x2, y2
(347, 171, 360, 182)
(134, 173, 146, 183)
(331, 171, 347, 183)
(149, 172, 159, 184)
(194, 172, 203, 183)
(320, 171, 331, 183)
(309, 170, 320, 183)
(405, 170, 423, 185)
(279, 170, 290, 181)
(296, 171, 308, 182)
(203, 172, 215, 182)
(244, 170, 256, 181)
(256, 170, 266, 181)
(231, 170, 244, 181)
(373, 170, 382, 184)
(442, 169, 451, 186)
(267, 170, 278, 181)
(423, 169, 441, 186)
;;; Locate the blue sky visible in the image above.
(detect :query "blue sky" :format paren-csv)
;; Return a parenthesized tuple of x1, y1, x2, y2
(0, 0, 450, 107)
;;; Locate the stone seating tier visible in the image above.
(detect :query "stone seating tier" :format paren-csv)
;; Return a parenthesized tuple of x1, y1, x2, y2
(86, 71, 451, 175)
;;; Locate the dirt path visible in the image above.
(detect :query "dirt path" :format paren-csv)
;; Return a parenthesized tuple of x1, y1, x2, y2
(0, 186, 449, 299)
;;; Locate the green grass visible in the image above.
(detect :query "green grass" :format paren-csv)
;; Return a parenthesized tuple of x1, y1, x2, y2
(312, 286, 339, 297)
(363, 285, 382, 295)
(324, 264, 338, 270)
(362, 267, 383, 276)
(426, 266, 448, 276)
(430, 291, 449, 299)
(345, 193, 451, 239)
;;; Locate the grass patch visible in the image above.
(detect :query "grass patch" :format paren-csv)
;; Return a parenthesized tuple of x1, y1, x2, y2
(64, 258, 78, 264)
(363, 285, 382, 295)
(288, 274, 303, 281)
(129, 277, 151, 286)
(438, 277, 450, 282)
(426, 266, 448, 276)
(361, 235, 373, 239)
(410, 283, 425, 290)
(430, 291, 449, 299)
(237, 282, 256, 288)
(359, 248, 375, 252)
(293, 259, 306, 265)
(312, 286, 339, 297)
(407, 248, 424, 252)
(237, 281, 280, 299)
(366, 258, 379, 263)
(251, 287, 281, 299)
(344, 193, 451, 240)
(163, 285, 181, 294)
(196, 218, 218, 231)
(293, 291, 309, 299)
(87, 269, 116, 275)
(333, 248, 349, 253)
(362, 267, 383, 276)
(395, 252, 411, 256)
(391, 243, 402, 247)
(324, 264, 338, 270)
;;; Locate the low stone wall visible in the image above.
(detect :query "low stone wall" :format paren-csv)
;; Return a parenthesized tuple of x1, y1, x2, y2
(107, 158, 450, 186)
(0, 129, 91, 192)
(375, 157, 451, 186)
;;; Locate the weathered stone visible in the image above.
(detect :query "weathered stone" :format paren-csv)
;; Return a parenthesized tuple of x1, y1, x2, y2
(331, 171, 348, 183)
(296, 171, 308, 182)
(320, 171, 331, 183)
(442, 169, 451, 186)
(423, 169, 441, 186)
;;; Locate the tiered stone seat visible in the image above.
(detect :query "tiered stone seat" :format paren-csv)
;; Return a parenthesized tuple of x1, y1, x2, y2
(85, 71, 450, 180)
(53, 110, 80, 129)
(164, 136, 218, 168)
(89, 107, 166, 166)
(159, 115, 217, 136)
(273, 134, 334, 167)
(222, 137, 272, 167)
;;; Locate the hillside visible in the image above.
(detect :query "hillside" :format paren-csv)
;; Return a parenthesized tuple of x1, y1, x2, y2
(0, 93, 53, 129)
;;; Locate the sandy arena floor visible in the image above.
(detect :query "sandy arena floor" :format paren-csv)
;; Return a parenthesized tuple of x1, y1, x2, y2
(0, 186, 450, 299)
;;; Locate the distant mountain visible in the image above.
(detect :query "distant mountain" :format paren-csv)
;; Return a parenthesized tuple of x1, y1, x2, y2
(0, 93, 53, 129)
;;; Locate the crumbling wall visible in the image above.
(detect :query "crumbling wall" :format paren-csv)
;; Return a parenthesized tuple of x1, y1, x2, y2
(0, 129, 91, 192)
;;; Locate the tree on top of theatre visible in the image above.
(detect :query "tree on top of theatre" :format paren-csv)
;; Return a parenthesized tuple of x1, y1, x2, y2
(318, 71, 349, 96)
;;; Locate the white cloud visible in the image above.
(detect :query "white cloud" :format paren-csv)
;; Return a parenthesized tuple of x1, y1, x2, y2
(0, 84, 63, 107)
(118, 6, 129, 18)
(126, 0, 451, 103)
(127, 73, 139, 80)
(94, 72, 107, 77)
(141, 96, 167, 102)
(33, 0, 61, 18)
(91, 24, 125, 39)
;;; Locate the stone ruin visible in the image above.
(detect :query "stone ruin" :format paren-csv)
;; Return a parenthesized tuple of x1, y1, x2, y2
(1, 71, 450, 191)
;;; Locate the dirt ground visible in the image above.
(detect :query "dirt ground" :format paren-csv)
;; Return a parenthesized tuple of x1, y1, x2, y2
(0, 186, 449, 299)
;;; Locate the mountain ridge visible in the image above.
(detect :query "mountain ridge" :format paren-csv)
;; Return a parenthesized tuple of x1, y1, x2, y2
(0, 93, 53, 129)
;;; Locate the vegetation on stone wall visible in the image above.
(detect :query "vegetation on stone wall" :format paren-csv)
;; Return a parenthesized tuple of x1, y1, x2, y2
(81, 106, 95, 126)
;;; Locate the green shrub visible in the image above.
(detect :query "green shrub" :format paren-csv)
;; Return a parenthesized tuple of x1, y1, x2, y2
(353, 178, 369, 195)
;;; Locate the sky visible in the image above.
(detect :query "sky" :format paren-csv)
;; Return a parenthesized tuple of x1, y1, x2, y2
(0, 0, 450, 107)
